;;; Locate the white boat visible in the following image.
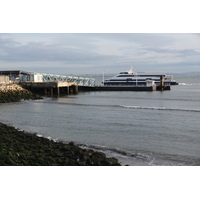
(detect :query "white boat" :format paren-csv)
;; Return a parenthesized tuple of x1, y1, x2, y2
(102, 67, 178, 86)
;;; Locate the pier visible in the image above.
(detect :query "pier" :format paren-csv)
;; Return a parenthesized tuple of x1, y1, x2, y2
(0, 70, 95, 95)
(20, 81, 78, 95)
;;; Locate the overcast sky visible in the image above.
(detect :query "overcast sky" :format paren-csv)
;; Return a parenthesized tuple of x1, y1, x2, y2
(0, 33, 200, 75)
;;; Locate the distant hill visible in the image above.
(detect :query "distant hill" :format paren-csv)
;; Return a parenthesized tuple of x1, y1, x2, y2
(78, 71, 200, 77)
(169, 72, 200, 75)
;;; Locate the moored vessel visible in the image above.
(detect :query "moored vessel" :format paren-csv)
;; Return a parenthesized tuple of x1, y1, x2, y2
(102, 67, 178, 86)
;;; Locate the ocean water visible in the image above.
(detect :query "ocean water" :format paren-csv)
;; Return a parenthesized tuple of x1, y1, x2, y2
(0, 75, 200, 166)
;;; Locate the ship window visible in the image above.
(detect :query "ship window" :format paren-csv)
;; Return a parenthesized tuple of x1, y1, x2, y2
(118, 75, 135, 77)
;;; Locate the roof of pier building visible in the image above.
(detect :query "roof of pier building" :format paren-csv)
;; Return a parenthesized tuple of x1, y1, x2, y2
(0, 70, 33, 76)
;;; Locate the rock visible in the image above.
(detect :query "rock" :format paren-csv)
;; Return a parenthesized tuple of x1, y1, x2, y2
(0, 122, 121, 166)
(0, 84, 42, 103)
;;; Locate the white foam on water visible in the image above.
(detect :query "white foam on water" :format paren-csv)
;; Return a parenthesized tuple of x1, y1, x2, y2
(36, 134, 43, 137)
(121, 105, 200, 112)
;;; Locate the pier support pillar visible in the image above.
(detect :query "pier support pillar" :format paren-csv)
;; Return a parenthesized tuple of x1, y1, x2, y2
(51, 88, 53, 96)
(57, 87, 60, 96)
(72, 85, 78, 94)
(66, 86, 69, 95)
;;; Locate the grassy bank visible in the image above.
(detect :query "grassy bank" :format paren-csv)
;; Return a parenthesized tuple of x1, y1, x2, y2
(0, 123, 121, 166)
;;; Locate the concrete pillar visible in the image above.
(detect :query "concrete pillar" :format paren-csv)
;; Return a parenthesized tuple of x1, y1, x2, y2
(57, 87, 60, 96)
(160, 75, 164, 87)
(73, 85, 78, 94)
(51, 88, 53, 96)
(66, 86, 69, 95)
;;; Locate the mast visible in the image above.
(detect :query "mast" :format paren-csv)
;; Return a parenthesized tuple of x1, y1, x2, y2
(136, 69, 138, 86)
(102, 70, 105, 86)
(129, 62, 134, 74)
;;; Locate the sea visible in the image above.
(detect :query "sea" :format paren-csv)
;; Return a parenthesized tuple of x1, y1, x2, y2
(1, 74, 200, 166)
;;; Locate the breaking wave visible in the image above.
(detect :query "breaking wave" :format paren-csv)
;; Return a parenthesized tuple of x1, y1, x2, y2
(121, 105, 200, 112)
(76, 143, 195, 166)
(77, 143, 151, 164)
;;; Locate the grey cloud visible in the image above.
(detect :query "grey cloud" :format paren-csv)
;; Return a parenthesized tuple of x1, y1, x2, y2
(0, 33, 200, 74)
(0, 36, 119, 65)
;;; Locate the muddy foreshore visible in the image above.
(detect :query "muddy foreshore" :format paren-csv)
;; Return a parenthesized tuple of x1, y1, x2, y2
(0, 84, 121, 166)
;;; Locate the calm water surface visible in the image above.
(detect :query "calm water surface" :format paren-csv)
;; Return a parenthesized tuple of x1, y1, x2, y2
(1, 75, 200, 165)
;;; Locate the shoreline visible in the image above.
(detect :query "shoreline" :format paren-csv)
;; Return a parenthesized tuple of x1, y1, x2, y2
(0, 122, 121, 166)
(0, 83, 122, 166)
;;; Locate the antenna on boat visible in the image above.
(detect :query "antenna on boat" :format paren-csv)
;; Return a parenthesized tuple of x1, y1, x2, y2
(136, 68, 138, 86)
(129, 62, 134, 74)
(102, 70, 105, 86)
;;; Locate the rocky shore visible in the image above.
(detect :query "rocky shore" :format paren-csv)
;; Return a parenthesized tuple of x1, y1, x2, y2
(0, 83, 121, 166)
(0, 84, 42, 103)
(0, 122, 121, 166)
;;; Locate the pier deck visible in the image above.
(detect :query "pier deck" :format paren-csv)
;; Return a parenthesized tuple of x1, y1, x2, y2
(20, 81, 78, 95)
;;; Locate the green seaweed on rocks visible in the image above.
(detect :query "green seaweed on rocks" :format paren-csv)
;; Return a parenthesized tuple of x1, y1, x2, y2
(0, 123, 121, 166)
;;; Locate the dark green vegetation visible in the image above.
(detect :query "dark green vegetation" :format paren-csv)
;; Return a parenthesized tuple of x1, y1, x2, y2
(0, 123, 121, 166)
(0, 89, 42, 103)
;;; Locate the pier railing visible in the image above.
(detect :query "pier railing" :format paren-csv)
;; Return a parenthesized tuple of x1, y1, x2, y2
(20, 72, 96, 87)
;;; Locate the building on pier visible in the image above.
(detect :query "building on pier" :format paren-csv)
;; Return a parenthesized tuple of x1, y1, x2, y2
(0, 70, 96, 87)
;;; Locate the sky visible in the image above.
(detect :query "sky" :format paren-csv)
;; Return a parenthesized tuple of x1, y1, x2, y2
(0, 33, 200, 75)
